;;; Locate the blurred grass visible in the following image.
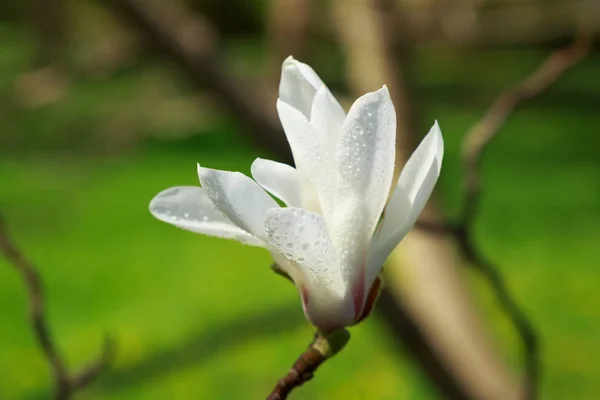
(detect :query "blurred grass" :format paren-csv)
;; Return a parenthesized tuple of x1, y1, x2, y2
(1, 23, 599, 399)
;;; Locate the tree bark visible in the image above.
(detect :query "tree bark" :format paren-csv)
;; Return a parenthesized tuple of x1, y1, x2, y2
(332, 1, 520, 399)
(26, 0, 68, 67)
(263, 0, 312, 104)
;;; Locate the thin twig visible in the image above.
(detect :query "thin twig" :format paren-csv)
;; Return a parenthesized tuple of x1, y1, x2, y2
(265, 338, 325, 400)
(0, 216, 114, 400)
(101, 0, 292, 162)
(460, 35, 591, 226)
(265, 330, 350, 400)
(417, 36, 591, 400)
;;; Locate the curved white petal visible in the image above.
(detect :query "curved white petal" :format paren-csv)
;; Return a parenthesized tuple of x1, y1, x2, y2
(310, 85, 346, 157)
(251, 158, 303, 207)
(197, 165, 279, 241)
(330, 86, 396, 287)
(264, 207, 354, 331)
(277, 99, 334, 215)
(149, 186, 265, 247)
(367, 121, 444, 283)
(279, 56, 323, 119)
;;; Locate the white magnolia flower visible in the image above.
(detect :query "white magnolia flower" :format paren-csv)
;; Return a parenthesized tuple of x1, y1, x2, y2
(149, 56, 443, 333)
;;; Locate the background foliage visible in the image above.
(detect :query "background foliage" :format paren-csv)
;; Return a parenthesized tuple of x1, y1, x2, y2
(0, 1, 599, 398)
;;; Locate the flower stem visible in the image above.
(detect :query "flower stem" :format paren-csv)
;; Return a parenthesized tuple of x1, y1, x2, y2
(266, 330, 350, 399)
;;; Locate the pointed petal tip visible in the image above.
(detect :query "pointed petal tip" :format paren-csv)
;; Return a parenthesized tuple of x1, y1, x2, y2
(427, 120, 444, 172)
(369, 85, 393, 103)
(426, 120, 443, 145)
(432, 120, 444, 146)
(196, 163, 205, 182)
(283, 55, 296, 65)
(354, 85, 393, 106)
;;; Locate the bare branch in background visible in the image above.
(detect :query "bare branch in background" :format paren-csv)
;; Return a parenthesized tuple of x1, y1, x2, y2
(26, 0, 68, 67)
(0, 217, 114, 400)
(417, 35, 592, 400)
(334, 0, 520, 398)
(101, 0, 292, 161)
(460, 35, 592, 226)
(265, 330, 350, 400)
(311, 0, 600, 47)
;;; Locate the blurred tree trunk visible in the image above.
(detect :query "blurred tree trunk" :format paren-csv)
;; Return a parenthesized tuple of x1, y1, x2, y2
(26, 0, 69, 67)
(101, 0, 291, 159)
(332, 1, 520, 399)
(317, 0, 600, 47)
(263, 0, 312, 104)
(13, 0, 70, 108)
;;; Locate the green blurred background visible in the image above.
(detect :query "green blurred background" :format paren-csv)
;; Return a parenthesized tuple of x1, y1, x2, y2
(0, 0, 599, 399)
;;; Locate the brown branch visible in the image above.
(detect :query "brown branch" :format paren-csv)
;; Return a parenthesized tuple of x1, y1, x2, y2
(263, 0, 312, 103)
(417, 36, 592, 400)
(336, 0, 520, 398)
(460, 35, 591, 225)
(100, 0, 292, 162)
(0, 216, 113, 400)
(266, 330, 350, 400)
(265, 341, 324, 400)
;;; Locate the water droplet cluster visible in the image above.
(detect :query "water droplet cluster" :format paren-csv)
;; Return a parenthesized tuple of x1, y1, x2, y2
(265, 208, 345, 294)
(150, 186, 259, 245)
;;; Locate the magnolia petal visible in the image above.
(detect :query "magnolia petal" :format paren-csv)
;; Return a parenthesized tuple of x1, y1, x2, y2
(309, 86, 346, 218)
(251, 158, 303, 207)
(277, 99, 333, 214)
(310, 85, 346, 144)
(366, 121, 444, 283)
(397, 120, 444, 212)
(149, 186, 265, 247)
(264, 207, 340, 289)
(331, 86, 396, 287)
(264, 207, 354, 331)
(279, 56, 323, 119)
(197, 165, 279, 241)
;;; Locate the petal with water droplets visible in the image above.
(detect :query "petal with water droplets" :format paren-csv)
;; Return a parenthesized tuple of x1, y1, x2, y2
(310, 86, 346, 216)
(279, 56, 323, 119)
(277, 99, 334, 215)
(251, 158, 303, 207)
(264, 207, 355, 331)
(330, 86, 396, 289)
(367, 121, 444, 284)
(197, 165, 279, 241)
(149, 186, 265, 246)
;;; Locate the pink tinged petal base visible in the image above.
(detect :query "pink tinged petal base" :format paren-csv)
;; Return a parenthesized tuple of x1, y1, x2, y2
(354, 276, 383, 324)
(264, 207, 355, 332)
(351, 264, 366, 321)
